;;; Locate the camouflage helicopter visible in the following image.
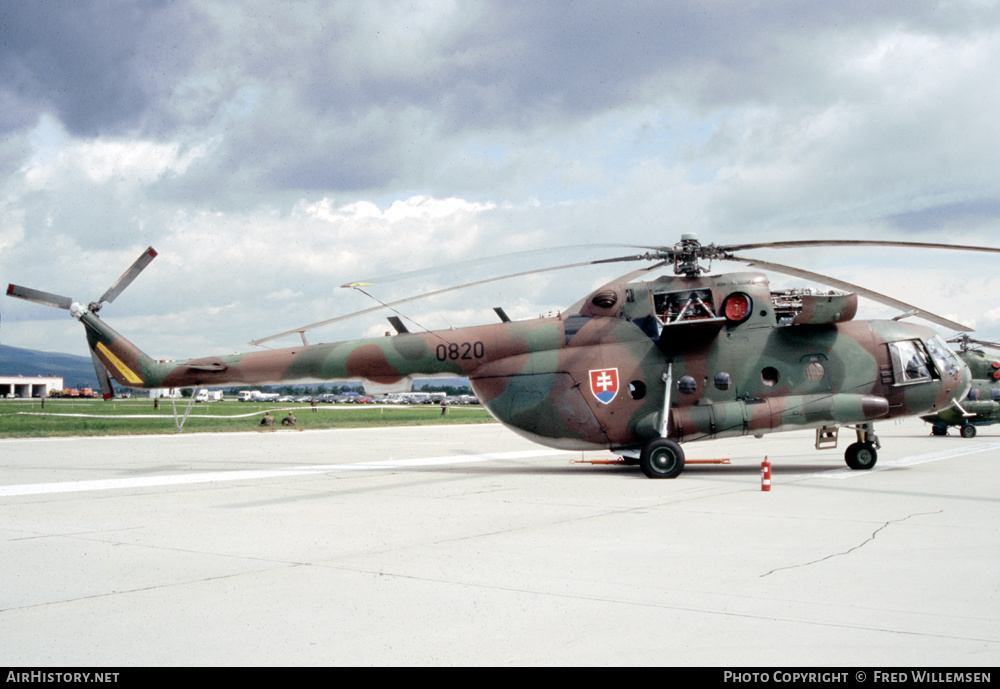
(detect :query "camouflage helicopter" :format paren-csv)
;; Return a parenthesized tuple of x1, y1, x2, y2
(8, 235, 999, 478)
(922, 334, 1000, 438)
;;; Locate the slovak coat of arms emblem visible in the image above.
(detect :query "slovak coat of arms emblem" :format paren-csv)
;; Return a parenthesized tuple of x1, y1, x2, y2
(589, 368, 619, 404)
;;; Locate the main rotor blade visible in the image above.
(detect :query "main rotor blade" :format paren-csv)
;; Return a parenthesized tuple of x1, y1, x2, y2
(251, 253, 653, 346)
(338, 244, 665, 288)
(97, 247, 158, 306)
(6, 284, 73, 310)
(605, 259, 673, 283)
(968, 340, 1000, 351)
(721, 239, 1000, 255)
(731, 254, 972, 332)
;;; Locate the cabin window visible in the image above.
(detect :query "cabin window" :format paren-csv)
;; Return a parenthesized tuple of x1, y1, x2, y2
(887, 340, 935, 385)
(714, 372, 732, 390)
(761, 367, 779, 387)
(806, 361, 826, 382)
(629, 381, 646, 400)
(801, 354, 828, 383)
(678, 376, 697, 394)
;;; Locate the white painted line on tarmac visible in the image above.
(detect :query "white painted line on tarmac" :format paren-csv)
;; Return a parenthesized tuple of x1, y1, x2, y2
(819, 442, 1000, 479)
(0, 449, 571, 497)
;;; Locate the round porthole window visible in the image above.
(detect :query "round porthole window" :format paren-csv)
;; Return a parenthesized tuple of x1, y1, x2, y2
(761, 367, 779, 387)
(678, 376, 697, 394)
(714, 372, 732, 390)
(805, 361, 825, 382)
(629, 381, 646, 400)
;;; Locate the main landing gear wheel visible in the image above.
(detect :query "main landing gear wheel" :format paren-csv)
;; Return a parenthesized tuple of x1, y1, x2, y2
(640, 438, 685, 479)
(845, 442, 877, 470)
(961, 423, 977, 438)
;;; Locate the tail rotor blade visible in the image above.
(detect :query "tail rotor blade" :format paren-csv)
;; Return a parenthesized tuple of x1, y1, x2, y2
(97, 247, 157, 306)
(6, 284, 73, 310)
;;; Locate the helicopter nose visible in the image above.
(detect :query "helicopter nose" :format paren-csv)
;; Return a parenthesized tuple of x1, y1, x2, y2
(957, 359, 973, 401)
(941, 355, 973, 410)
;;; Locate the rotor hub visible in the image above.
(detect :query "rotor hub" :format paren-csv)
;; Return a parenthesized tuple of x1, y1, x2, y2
(671, 236, 700, 276)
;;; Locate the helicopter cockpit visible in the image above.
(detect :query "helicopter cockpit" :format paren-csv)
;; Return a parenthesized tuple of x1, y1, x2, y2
(886, 335, 962, 386)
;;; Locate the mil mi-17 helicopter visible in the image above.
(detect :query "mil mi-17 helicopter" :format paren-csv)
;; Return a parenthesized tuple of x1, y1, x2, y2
(922, 334, 1000, 438)
(8, 235, 999, 478)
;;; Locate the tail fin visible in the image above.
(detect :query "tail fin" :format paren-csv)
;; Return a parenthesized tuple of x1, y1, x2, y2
(88, 348, 116, 400)
(80, 311, 160, 394)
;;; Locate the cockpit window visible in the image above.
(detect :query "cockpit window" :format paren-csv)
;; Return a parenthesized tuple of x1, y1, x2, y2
(924, 335, 960, 377)
(887, 339, 936, 385)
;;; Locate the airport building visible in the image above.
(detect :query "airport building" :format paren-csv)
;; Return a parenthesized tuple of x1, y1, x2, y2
(0, 375, 64, 398)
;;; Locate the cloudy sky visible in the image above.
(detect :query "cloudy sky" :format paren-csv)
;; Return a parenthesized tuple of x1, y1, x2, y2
(3, 0, 1000, 360)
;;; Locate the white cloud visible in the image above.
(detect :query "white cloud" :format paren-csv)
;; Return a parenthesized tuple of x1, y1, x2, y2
(22, 123, 212, 188)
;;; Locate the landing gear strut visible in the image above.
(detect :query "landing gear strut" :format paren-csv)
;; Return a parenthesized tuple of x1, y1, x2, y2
(845, 423, 879, 470)
(637, 364, 686, 479)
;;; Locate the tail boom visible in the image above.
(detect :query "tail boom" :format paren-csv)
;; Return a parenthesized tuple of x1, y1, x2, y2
(80, 312, 525, 392)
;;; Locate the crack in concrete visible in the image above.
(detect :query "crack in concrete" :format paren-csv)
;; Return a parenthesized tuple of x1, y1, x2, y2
(760, 510, 943, 578)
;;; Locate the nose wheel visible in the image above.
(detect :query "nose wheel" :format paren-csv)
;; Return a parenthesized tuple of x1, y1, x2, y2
(845, 424, 879, 470)
(845, 442, 878, 470)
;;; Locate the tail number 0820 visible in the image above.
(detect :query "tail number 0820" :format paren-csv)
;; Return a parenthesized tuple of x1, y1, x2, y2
(436, 341, 485, 361)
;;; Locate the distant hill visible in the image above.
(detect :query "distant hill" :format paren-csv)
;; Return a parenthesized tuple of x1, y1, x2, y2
(0, 344, 98, 388)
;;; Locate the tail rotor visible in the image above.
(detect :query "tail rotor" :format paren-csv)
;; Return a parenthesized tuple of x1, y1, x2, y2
(7, 247, 157, 399)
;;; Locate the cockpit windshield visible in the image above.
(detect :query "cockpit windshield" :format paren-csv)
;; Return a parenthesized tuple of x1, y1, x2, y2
(924, 335, 960, 377)
(887, 339, 935, 385)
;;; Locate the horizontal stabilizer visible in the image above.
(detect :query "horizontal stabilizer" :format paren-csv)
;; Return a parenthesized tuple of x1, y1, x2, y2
(181, 362, 229, 372)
